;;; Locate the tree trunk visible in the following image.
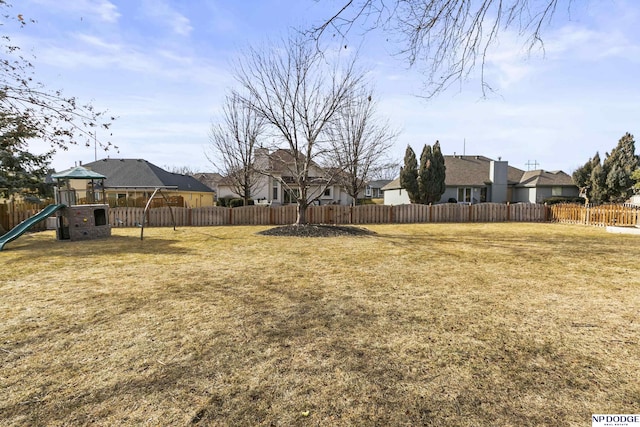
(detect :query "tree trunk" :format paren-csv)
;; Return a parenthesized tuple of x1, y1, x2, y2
(296, 200, 308, 225)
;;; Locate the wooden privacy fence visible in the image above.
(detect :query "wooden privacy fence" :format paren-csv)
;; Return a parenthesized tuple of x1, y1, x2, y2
(9, 202, 638, 231)
(549, 203, 640, 227)
(0, 202, 52, 232)
(108, 202, 549, 228)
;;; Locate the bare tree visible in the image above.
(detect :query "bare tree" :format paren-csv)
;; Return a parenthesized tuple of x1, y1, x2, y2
(371, 160, 401, 180)
(325, 89, 397, 205)
(207, 92, 265, 206)
(1, 1, 115, 151)
(234, 35, 364, 224)
(164, 165, 197, 175)
(309, 0, 570, 97)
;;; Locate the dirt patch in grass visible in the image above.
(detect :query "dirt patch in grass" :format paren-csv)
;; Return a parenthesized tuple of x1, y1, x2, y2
(257, 223, 375, 237)
(2, 223, 640, 426)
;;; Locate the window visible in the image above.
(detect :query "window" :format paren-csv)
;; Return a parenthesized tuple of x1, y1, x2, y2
(365, 186, 372, 197)
(284, 188, 300, 204)
(323, 186, 332, 198)
(552, 186, 562, 196)
(480, 187, 487, 203)
(272, 180, 279, 200)
(94, 208, 107, 226)
(457, 187, 472, 203)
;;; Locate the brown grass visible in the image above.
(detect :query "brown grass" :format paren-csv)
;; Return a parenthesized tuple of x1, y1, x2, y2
(1, 223, 639, 426)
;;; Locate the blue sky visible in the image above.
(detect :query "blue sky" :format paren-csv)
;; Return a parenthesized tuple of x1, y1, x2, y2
(9, 0, 640, 175)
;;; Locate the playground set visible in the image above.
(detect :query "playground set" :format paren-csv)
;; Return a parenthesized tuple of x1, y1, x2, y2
(0, 165, 179, 250)
(0, 166, 111, 251)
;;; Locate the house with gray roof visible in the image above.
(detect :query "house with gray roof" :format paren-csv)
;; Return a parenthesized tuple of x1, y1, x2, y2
(216, 148, 353, 205)
(382, 155, 579, 205)
(81, 159, 215, 207)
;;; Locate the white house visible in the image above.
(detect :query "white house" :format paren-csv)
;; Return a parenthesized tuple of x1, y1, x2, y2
(216, 148, 353, 206)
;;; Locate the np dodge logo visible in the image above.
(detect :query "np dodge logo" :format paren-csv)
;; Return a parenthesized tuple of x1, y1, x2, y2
(593, 414, 640, 427)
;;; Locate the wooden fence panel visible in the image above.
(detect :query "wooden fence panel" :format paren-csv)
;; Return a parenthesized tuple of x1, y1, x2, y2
(268, 205, 297, 225)
(472, 203, 504, 222)
(110, 207, 144, 227)
(332, 205, 352, 224)
(191, 206, 229, 226)
(232, 205, 271, 225)
(0, 202, 52, 231)
(392, 204, 428, 224)
(510, 203, 547, 222)
(431, 203, 466, 222)
(549, 203, 640, 227)
(350, 204, 391, 224)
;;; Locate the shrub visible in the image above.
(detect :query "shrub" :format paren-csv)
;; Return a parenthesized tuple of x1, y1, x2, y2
(357, 198, 376, 205)
(229, 198, 254, 208)
(216, 197, 231, 207)
(543, 196, 586, 205)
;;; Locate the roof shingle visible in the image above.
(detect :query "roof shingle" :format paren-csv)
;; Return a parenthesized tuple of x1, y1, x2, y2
(82, 159, 214, 193)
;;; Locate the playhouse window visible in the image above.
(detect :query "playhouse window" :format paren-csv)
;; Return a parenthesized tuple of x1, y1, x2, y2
(94, 208, 107, 226)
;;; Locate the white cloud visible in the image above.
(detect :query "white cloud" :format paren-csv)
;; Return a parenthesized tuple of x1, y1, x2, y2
(28, 0, 120, 23)
(141, 0, 193, 37)
(545, 25, 640, 62)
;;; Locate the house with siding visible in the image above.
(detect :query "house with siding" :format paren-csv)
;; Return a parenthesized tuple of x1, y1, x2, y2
(64, 159, 216, 207)
(382, 155, 578, 205)
(216, 148, 353, 205)
(363, 179, 392, 199)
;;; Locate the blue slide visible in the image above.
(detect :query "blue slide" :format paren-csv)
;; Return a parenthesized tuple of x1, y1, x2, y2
(0, 204, 65, 251)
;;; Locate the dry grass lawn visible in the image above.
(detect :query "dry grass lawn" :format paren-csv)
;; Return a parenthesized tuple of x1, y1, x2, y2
(1, 223, 639, 426)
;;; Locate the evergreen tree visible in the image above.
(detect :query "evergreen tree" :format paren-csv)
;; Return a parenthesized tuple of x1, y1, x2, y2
(572, 153, 595, 193)
(417, 144, 433, 204)
(602, 133, 639, 203)
(0, 112, 52, 198)
(430, 141, 447, 203)
(589, 157, 607, 204)
(400, 145, 419, 203)
(402, 141, 447, 204)
(632, 169, 640, 193)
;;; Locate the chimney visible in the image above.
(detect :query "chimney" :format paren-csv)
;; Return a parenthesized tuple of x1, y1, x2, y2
(489, 160, 508, 203)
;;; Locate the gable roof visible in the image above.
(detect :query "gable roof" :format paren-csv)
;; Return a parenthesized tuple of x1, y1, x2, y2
(381, 156, 576, 191)
(367, 179, 392, 189)
(381, 177, 401, 191)
(83, 159, 214, 193)
(258, 148, 324, 175)
(443, 155, 524, 186)
(516, 170, 575, 187)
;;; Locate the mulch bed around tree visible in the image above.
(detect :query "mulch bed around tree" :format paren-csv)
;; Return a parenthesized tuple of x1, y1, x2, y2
(257, 224, 376, 237)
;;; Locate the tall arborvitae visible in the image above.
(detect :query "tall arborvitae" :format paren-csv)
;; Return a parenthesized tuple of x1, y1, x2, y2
(400, 145, 420, 203)
(430, 141, 447, 203)
(417, 144, 433, 204)
(589, 153, 607, 204)
(403, 141, 447, 204)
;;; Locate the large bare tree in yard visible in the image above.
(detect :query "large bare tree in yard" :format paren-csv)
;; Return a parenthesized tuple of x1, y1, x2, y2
(325, 89, 397, 206)
(234, 35, 364, 224)
(310, 0, 571, 97)
(208, 92, 265, 206)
